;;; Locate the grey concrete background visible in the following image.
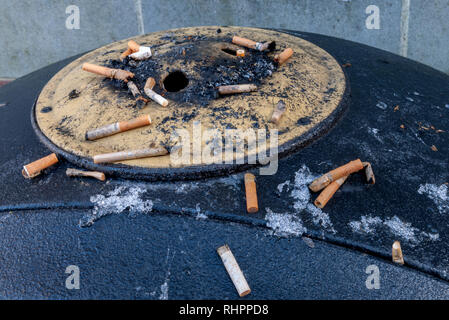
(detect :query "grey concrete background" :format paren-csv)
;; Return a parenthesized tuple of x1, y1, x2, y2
(1, 0, 448, 78)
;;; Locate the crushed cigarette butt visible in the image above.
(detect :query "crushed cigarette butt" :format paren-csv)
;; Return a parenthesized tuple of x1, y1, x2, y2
(244, 173, 258, 213)
(274, 48, 293, 65)
(394, 105, 400, 112)
(86, 114, 152, 141)
(392, 241, 404, 265)
(270, 100, 286, 124)
(314, 175, 348, 209)
(129, 46, 152, 61)
(93, 146, 168, 164)
(22, 153, 59, 179)
(66, 168, 106, 181)
(309, 159, 364, 192)
(217, 245, 251, 297)
(120, 40, 152, 61)
(431, 145, 438, 152)
(342, 63, 352, 68)
(218, 84, 257, 95)
(363, 162, 376, 184)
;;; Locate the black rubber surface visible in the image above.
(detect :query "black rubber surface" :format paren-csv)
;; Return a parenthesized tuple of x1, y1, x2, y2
(1, 29, 449, 299)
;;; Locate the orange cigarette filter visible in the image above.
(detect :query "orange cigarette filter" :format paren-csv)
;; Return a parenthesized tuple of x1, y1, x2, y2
(232, 36, 258, 50)
(86, 114, 151, 141)
(120, 41, 141, 60)
(145, 77, 156, 90)
(82, 63, 134, 82)
(22, 153, 59, 179)
(392, 241, 404, 265)
(244, 173, 258, 213)
(274, 48, 294, 65)
(128, 40, 141, 52)
(120, 48, 134, 61)
(236, 49, 245, 57)
(309, 159, 364, 192)
(314, 175, 348, 209)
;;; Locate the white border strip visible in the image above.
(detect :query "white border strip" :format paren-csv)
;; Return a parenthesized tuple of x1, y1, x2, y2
(134, 0, 145, 35)
(400, 0, 411, 57)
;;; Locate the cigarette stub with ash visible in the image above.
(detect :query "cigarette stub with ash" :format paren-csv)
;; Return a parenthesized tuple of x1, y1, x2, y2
(93, 146, 168, 164)
(217, 245, 251, 297)
(22, 153, 59, 179)
(86, 114, 152, 141)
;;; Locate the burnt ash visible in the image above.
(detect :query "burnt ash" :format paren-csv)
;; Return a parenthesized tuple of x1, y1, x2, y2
(104, 36, 277, 107)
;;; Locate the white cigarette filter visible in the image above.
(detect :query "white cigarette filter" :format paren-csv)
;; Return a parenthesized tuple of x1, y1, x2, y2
(129, 46, 152, 60)
(144, 88, 169, 107)
(93, 146, 168, 163)
(217, 245, 251, 297)
(85, 114, 152, 141)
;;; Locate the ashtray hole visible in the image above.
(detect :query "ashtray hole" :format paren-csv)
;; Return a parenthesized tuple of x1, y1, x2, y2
(163, 71, 189, 92)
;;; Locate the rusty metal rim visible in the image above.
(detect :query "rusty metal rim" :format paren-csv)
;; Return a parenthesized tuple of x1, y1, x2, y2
(30, 30, 351, 182)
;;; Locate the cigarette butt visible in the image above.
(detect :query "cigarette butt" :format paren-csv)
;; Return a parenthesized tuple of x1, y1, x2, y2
(274, 48, 294, 65)
(392, 241, 404, 265)
(244, 173, 258, 213)
(257, 41, 275, 51)
(218, 84, 257, 95)
(22, 153, 58, 179)
(86, 115, 151, 140)
(129, 46, 152, 60)
(127, 81, 142, 98)
(217, 245, 251, 297)
(270, 100, 286, 124)
(93, 146, 168, 163)
(128, 40, 140, 52)
(120, 48, 133, 61)
(82, 63, 134, 82)
(66, 168, 106, 181)
(144, 88, 169, 107)
(232, 36, 258, 50)
(363, 162, 375, 185)
(309, 159, 364, 192)
(314, 175, 348, 209)
(144, 77, 168, 106)
(236, 49, 245, 57)
(145, 77, 156, 90)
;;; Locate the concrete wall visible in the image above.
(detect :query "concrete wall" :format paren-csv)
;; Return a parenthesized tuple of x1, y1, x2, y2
(1, 0, 448, 78)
